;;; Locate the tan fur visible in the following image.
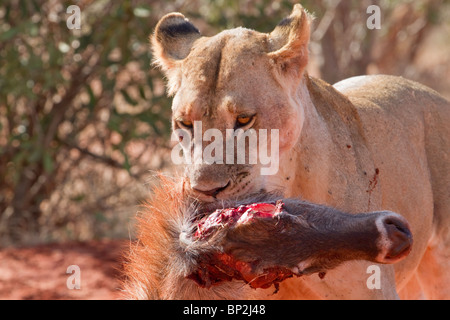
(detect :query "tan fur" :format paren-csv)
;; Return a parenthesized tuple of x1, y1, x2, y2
(142, 4, 450, 299)
(121, 177, 258, 300)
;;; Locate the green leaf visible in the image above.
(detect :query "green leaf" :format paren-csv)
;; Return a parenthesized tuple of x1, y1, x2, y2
(120, 88, 138, 106)
(43, 152, 54, 173)
(107, 112, 122, 132)
(86, 85, 97, 111)
(94, 212, 108, 222)
(0, 28, 19, 41)
(122, 150, 131, 173)
(138, 85, 147, 100)
(19, 0, 28, 17)
(70, 194, 86, 202)
(29, 148, 42, 163)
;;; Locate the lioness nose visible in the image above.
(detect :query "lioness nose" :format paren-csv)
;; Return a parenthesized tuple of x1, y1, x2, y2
(192, 181, 230, 198)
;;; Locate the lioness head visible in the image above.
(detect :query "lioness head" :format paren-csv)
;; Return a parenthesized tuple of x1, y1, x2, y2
(152, 5, 312, 202)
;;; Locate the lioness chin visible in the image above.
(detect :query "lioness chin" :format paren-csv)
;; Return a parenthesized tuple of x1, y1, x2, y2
(124, 4, 450, 299)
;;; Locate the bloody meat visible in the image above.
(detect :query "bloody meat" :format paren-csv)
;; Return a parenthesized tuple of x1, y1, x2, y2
(189, 201, 299, 291)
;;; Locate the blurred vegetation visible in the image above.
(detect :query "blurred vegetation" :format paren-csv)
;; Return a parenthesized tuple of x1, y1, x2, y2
(0, 0, 174, 244)
(1, 0, 449, 246)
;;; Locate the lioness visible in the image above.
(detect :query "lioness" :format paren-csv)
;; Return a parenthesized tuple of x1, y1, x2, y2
(150, 4, 450, 299)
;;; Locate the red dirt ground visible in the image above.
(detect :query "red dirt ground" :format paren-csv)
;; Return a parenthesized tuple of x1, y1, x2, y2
(0, 239, 128, 300)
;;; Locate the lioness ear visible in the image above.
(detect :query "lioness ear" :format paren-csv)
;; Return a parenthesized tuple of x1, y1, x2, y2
(151, 13, 201, 93)
(268, 4, 312, 80)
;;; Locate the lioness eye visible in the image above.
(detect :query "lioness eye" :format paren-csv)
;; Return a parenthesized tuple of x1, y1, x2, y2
(236, 115, 254, 127)
(178, 119, 193, 129)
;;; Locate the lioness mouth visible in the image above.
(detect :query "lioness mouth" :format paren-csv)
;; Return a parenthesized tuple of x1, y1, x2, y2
(211, 181, 230, 198)
(190, 188, 274, 223)
(194, 201, 283, 240)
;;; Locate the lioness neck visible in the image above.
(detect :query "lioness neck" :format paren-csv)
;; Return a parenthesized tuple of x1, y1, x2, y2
(286, 76, 334, 205)
(283, 75, 377, 211)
